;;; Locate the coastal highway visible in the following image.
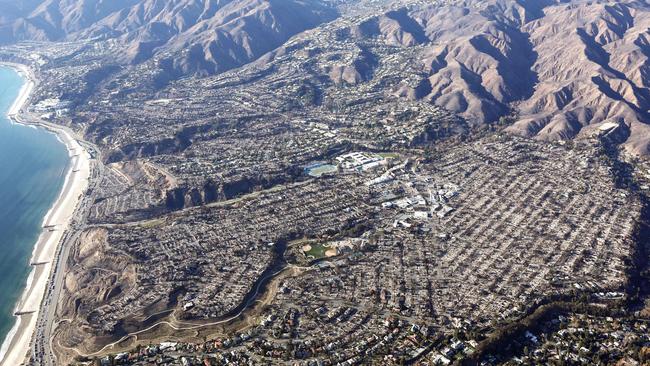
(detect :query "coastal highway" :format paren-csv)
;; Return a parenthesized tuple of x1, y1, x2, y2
(3, 66, 104, 366)
(28, 123, 104, 366)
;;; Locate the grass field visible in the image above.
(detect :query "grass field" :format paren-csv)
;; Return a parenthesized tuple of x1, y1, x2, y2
(303, 242, 335, 259)
(306, 164, 337, 177)
(378, 152, 399, 159)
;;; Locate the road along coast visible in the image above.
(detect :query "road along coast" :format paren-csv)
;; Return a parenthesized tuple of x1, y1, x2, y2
(0, 62, 92, 366)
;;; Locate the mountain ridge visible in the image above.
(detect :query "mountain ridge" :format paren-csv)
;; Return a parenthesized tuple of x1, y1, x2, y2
(0, 0, 339, 75)
(346, 0, 650, 155)
(3, 0, 650, 156)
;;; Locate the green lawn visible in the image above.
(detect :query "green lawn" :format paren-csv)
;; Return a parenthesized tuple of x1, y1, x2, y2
(304, 243, 330, 259)
(307, 164, 337, 177)
(378, 152, 399, 159)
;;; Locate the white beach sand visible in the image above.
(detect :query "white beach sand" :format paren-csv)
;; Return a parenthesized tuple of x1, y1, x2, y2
(0, 63, 91, 366)
(6, 64, 34, 119)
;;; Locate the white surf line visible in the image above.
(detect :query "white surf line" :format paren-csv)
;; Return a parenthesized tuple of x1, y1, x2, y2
(0, 63, 91, 366)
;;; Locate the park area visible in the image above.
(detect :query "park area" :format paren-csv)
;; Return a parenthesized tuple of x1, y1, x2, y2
(302, 242, 337, 260)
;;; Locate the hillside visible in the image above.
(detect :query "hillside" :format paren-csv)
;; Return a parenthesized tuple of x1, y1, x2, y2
(3, 0, 650, 155)
(0, 0, 338, 75)
(350, 0, 650, 155)
(3, 1, 650, 364)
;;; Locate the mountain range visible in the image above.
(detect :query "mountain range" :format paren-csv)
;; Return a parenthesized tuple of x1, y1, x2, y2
(0, 0, 338, 75)
(348, 0, 650, 155)
(2, 0, 650, 155)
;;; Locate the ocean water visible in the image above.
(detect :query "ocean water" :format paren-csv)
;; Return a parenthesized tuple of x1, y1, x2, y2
(0, 67, 69, 347)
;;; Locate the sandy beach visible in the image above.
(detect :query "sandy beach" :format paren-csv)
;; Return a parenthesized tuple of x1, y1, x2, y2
(4, 63, 34, 119)
(0, 63, 91, 366)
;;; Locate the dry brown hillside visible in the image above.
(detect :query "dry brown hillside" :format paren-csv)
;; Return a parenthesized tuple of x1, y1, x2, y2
(354, 0, 650, 156)
(4, 0, 650, 155)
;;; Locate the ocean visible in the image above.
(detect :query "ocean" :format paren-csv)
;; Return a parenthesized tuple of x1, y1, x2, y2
(0, 67, 69, 349)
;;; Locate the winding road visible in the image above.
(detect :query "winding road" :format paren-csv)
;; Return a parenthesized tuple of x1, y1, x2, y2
(59, 264, 307, 358)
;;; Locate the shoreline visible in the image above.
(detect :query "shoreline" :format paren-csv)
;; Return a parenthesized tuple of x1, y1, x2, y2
(0, 62, 91, 366)
(5, 62, 34, 119)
